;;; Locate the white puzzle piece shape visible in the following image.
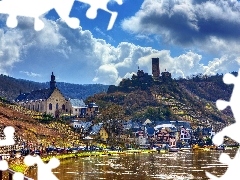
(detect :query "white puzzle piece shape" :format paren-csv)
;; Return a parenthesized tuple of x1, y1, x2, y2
(0, 0, 123, 31)
(0, 126, 15, 146)
(206, 69, 240, 179)
(24, 155, 60, 180)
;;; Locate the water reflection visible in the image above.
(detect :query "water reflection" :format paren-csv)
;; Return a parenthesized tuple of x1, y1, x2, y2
(27, 149, 237, 180)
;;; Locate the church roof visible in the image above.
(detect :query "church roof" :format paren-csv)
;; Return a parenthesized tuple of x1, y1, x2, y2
(15, 88, 54, 102)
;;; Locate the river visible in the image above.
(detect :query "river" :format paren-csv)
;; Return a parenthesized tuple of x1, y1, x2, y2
(26, 149, 238, 180)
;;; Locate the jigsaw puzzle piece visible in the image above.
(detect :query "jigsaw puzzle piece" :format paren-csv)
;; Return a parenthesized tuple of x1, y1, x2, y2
(13, 172, 24, 180)
(24, 155, 60, 180)
(0, 0, 47, 30)
(212, 123, 240, 146)
(0, 0, 79, 31)
(0, 126, 15, 146)
(206, 172, 220, 180)
(216, 100, 229, 111)
(206, 149, 240, 180)
(6, 16, 18, 28)
(0, 0, 51, 30)
(76, 0, 122, 30)
(0, 159, 8, 171)
(53, 0, 79, 29)
(223, 73, 236, 85)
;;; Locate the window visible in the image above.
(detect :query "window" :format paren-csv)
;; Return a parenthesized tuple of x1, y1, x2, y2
(32, 105, 34, 110)
(49, 103, 52, 110)
(56, 103, 58, 110)
(62, 104, 65, 110)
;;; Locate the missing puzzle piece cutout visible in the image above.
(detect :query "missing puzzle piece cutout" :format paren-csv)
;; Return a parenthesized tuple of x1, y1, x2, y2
(0, 126, 15, 146)
(0, 160, 8, 171)
(211, 70, 240, 145)
(206, 150, 240, 180)
(24, 155, 60, 180)
(0, 0, 80, 31)
(76, 0, 123, 30)
(206, 69, 240, 179)
(13, 172, 25, 180)
(0, 0, 122, 31)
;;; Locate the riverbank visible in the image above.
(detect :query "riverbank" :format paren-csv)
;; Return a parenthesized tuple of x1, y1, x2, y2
(26, 149, 238, 180)
(41, 149, 157, 163)
(9, 146, 239, 176)
(9, 149, 157, 174)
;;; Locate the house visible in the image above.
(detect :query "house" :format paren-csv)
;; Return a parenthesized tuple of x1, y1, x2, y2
(70, 120, 93, 138)
(70, 99, 87, 117)
(89, 123, 103, 136)
(86, 102, 99, 118)
(99, 127, 109, 142)
(146, 127, 155, 138)
(15, 72, 71, 118)
(154, 123, 177, 131)
(145, 127, 155, 146)
(87, 123, 109, 142)
(123, 120, 143, 137)
(169, 136, 177, 147)
(155, 128, 170, 144)
(179, 127, 191, 142)
(135, 130, 147, 145)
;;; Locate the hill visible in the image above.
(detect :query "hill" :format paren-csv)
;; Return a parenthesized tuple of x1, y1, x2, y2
(86, 71, 235, 131)
(0, 74, 109, 101)
(0, 99, 82, 149)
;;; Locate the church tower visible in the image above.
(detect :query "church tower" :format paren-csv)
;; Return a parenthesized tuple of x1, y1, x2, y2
(50, 72, 56, 90)
(152, 58, 160, 78)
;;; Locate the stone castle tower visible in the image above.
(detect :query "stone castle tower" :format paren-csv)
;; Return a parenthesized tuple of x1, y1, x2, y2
(152, 58, 160, 78)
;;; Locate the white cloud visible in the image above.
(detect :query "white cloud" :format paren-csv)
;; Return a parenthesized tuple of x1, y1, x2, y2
(0, 28, 24, 74)
(0, 12, 240, 85)
(93, 64, 121, 85)
(20, 71, 41, 77)
(203, 55, 240, 76)
(121, 0, 240, 54)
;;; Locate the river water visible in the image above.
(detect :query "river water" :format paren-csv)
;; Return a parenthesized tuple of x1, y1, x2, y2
(26, 149, 238, 180)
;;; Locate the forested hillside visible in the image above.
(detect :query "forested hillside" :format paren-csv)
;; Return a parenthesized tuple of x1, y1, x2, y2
(0, 74, 109, 101)
(86, 72, 235, 130)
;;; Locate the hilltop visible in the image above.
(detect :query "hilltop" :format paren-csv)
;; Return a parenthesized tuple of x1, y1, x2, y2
(0, 74, 109, 101)
(0, 71, 235, 131)
(86, 71, 235, 130)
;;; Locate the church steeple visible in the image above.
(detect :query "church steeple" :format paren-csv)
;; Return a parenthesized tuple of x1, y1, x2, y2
(50, 72, 56, 90)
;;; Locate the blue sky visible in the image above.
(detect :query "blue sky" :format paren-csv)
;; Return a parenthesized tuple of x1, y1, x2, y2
(0, 0, 240, 85)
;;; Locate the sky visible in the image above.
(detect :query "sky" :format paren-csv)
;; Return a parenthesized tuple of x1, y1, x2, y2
(1, 0, 240, 85)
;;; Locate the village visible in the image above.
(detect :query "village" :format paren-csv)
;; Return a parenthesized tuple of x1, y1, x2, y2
(0, 59, 236, 179)
(3, 58, 232, 154)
